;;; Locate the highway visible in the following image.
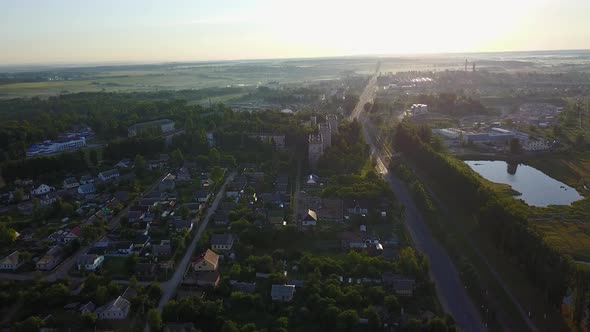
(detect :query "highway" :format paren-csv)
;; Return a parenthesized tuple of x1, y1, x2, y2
(352, 69, 486, 332)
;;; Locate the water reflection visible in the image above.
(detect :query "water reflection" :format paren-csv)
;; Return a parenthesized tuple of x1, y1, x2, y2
(465, 160, 583, 207)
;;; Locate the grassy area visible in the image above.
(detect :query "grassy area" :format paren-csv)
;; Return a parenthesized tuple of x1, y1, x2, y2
(534, 220, 590, 260)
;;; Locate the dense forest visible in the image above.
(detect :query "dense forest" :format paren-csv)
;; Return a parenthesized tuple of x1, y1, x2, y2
(393, 121, 589, 323)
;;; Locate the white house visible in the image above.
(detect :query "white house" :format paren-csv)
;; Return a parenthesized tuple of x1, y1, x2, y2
(78, 183, 96, 195)
(95, 296, 130, 320)
(64, 226, 82, 243)
(0, 251, 23, 271)
(98, 169, 120, 182)
(31, 184, 54, 196)
(39, 192, 59, 206)
(36, 247, 63, 271)
(77, 254, 104, 271)
(63, 177, 80, 189)
(211, 234, 235, 251)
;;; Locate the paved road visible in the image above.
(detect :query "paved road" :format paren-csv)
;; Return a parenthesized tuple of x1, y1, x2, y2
(144, 171, 236, 332)
(352, 68, 485, 332)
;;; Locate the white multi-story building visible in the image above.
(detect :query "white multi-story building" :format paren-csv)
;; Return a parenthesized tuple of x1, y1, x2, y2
(26, 137, 87, 157)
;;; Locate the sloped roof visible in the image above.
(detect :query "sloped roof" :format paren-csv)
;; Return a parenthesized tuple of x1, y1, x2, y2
(0, 251, 20, 266)
(192, 249, 219, 267)
(95, 296, 130, 315)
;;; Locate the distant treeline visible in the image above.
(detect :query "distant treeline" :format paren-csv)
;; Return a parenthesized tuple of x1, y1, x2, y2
(393, 121, 589, 323)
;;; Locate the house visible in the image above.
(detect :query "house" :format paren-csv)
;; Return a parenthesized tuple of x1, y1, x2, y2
(32, 184, 54, 196)
(346, 200, 369, 215)
(191, 249, 219, 272)
(98, 169, 120, 182)
(194, 271, 221, 287)
(127, 210, 145, 223)
(159, 173, 176, 192)
(64, 226, 82, 243)
(211, 234, 235, 251)
(48, 230, 68, 243)
(300, 209, 318, 227)
(95, 296, 131, 320)
(79, 301, 96, 314)
(181, 203, 204, 215)
(39, 192, 59, 206)
(109, 242, 134, 256)
(304, 173, 320, 185)
(271, 284, 296, 302)
(195, 190, 211, 203)
(77, 254, 104, 271)
(229, 280, 257, 293)
(213, 211, 230, 226)
(299, 193, 344, 222)
(0, 251, 23, 271)
(80, 175, 95, 185)
(115, 159, 134, 169)
(152, 241, 172, 257)
(382, 272, 416, 296)
(339, 232, 367, 249)
(135, 263, 156, 278)
(77, 183, 96, 195)
(171, 219, 193, 233)
(268, 209, 285, 226)
(36, 247, 63, 271)
(63, 177, 80, 189)
(176, 167, 191, 181)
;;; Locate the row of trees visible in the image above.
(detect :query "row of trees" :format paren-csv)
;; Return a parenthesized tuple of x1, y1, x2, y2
(393, 121, 581, 316)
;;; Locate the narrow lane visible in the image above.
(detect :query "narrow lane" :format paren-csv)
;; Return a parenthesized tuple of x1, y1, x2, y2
(144, 171, 236, 332)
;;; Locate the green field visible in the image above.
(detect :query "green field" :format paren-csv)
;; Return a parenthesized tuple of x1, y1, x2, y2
(0, 58, 380, 99)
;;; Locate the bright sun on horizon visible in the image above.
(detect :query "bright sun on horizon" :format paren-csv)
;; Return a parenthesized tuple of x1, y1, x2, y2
(1, 0, 589, 64)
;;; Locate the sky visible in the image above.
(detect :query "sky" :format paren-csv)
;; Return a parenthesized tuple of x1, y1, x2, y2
(1, 0, 589, 65)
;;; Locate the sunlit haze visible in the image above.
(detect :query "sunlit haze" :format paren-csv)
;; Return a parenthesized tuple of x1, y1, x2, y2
(1, 0, 589, 64)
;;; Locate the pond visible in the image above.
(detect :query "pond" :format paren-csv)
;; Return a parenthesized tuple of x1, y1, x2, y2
(465, 160, 583, 207)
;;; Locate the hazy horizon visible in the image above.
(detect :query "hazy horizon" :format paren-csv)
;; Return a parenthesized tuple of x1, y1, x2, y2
(2, 0, 590, 66)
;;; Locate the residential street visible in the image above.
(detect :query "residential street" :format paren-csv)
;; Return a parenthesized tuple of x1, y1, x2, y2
(144, 171, 236, 332)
